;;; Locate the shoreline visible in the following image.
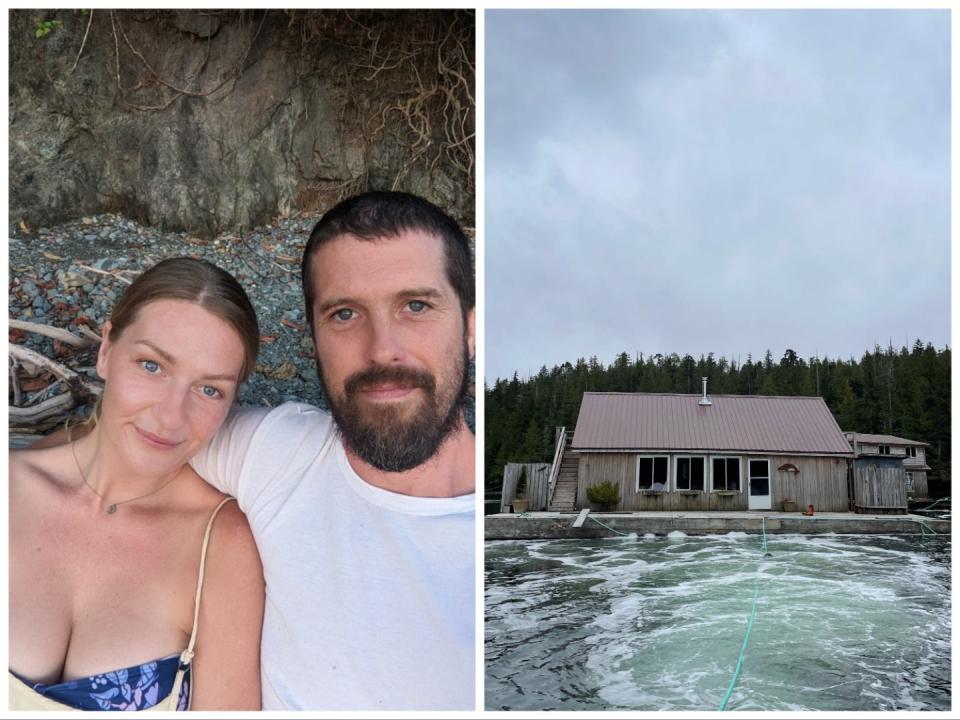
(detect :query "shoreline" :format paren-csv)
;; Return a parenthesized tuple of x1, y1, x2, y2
(485, 510, 951, 540)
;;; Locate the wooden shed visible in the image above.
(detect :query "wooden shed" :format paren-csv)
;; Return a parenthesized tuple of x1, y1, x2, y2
(844, 432, 931, 502)
(555, 386, 856, 512)
(849, 455, 908, 514)
(500, 463, 551, 512)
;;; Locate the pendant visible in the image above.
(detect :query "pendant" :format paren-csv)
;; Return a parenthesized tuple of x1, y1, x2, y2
(107, 504, 118, 514)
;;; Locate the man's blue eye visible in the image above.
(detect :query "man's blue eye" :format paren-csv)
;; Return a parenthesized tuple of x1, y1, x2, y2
(201, 386, 221, 398)
(141, 360, 160, 373)
(334, 309, 354, 321)
(408, 301, 428, 312)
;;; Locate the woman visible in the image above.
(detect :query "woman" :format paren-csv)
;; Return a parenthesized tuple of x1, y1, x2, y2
(9, 257, 265, 710)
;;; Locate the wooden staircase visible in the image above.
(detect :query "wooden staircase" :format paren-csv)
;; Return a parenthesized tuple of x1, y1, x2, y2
(548, 435, 579, 512)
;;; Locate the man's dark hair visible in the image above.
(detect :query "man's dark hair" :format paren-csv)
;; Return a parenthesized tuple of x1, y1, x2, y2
(301, 191, 474, 330)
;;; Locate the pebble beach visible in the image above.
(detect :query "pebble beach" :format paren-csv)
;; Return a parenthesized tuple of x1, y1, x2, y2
(9, 213, 475, 427)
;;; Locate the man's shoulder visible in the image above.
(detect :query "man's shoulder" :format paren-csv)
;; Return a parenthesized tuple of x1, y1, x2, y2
(192, 402, 338, 499)
(232, 401, 336, 443)
(263, 401, 335, 430)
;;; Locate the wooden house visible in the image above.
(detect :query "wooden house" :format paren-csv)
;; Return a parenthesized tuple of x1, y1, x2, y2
(548, 383, 856, 512)
(844, 432, 931, 502)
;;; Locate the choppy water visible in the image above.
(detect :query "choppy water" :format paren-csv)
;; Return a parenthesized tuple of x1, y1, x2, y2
(485, 533, 951, 711)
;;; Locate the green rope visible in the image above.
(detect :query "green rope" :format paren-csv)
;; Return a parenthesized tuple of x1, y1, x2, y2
(916, 497, 950, 512)
(587, 514, 630, 536)
(719, 584, 761, 710)
(718, 516, 767, 710)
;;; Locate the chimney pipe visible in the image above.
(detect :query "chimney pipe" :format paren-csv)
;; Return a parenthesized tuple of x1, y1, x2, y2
(699, 376, 712, 406)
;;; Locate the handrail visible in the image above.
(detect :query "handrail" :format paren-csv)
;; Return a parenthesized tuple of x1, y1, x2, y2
(547, 426, 566, 507)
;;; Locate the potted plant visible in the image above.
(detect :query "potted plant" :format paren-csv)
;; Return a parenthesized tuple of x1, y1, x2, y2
(512, 466, 529, 513)
(586, 480, 621, 512)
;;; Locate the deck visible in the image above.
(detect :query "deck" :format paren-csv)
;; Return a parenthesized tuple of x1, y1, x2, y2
(485, 510, 950, 540)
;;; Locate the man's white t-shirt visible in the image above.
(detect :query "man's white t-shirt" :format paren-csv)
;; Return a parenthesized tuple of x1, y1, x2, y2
(191, 402, 475, 711)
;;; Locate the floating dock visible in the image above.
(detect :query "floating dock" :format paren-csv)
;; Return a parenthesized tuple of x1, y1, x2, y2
(485, 510, 950, 540)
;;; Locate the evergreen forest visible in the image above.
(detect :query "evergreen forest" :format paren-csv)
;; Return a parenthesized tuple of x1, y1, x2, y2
(485, 342, 951, 496)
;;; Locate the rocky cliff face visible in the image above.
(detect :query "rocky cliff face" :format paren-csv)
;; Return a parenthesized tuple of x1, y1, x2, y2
(9, 10, 474, 236)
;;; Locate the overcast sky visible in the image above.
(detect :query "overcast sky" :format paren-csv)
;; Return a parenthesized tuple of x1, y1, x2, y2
(484, 10, 950, 383)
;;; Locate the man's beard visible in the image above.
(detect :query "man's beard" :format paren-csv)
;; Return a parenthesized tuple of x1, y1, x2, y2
(320, 342, 471, 473)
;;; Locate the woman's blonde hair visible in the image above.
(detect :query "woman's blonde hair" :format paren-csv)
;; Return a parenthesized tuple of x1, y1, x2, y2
(108, 257, 260, 381)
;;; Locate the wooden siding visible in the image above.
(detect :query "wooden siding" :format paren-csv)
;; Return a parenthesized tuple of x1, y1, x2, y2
(853, 460, 908, 512)
(773, 456, 850, 512)
(856, 444, 908, 457)
(577, 452, 850, 512)
(907, 471, 930, 499)
(501, 463, 551, 512)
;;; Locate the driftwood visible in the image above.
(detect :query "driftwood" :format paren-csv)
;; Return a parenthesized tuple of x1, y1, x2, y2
(9, 319, 95, 347)
(9, 393, 75, 423)
(10, 359, 23, 406)
(77, 326, 103, 343)
(75, 262, 137, 285)
(9, 345, 102, 396)
(10, 433, 41, 449)
(9, 319, 104, 432)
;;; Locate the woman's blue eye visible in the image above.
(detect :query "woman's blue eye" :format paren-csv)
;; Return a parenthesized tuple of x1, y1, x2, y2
(201, 386, 221, 398)
(141, 360, 160, 374)
(334, 308, 354, 321)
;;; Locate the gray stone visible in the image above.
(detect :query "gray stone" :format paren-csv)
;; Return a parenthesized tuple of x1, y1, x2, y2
(9, 10, 473, 237)
(171, 10, 221, 38)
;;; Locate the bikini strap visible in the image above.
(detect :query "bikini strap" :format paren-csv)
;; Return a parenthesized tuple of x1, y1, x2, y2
(178, 496, 236, 669)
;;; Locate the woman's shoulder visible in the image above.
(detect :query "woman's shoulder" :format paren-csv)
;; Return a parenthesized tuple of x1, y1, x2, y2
(10, 445, 78, 497)
(177, 466, 250, 533)
(183, 474, 259, 565)
(197, 493, 263, 605)
(206, 495, 254, 544)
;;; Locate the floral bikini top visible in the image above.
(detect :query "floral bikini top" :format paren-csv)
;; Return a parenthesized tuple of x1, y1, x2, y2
(8, 497, 236, 712)
(11, 655, 190, 711)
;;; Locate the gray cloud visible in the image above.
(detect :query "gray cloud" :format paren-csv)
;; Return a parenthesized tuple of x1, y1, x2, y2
(485, 9, 950, 382)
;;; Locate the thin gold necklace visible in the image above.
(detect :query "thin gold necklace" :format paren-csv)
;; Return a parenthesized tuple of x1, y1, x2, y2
(70, 440, 179, 515)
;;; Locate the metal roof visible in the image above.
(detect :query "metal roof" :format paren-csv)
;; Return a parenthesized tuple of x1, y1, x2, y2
(571, 392, 853, 456)
(843, 432, 929, 447)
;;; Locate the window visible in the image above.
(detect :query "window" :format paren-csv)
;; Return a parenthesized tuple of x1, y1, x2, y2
(712, 457, 741, 491)
(676, 456, 706, 492)
(905, 446, 918, 458)
(637, 455, 669, 491)
(905, 472, 914, 490)
(879, 445, 891, 455)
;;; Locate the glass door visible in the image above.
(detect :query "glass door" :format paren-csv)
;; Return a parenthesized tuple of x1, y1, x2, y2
(748, 458, 771, 510)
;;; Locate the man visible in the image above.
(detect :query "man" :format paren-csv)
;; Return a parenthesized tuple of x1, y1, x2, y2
(189, 191, 475, 710)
